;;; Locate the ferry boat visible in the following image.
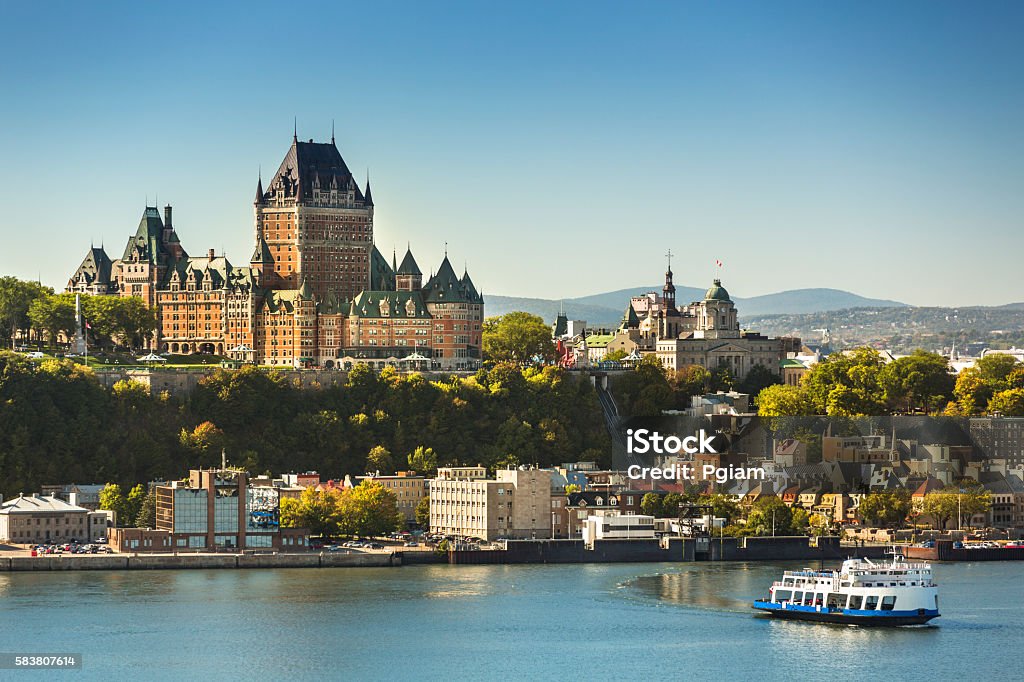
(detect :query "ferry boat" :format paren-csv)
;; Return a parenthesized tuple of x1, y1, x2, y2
(752, 550, 939, 626)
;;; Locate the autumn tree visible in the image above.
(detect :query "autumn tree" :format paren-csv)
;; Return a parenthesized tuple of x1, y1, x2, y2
(857, 489, 912, 528)
(338, 480, 404, 538)
(280, 487, 343, 538)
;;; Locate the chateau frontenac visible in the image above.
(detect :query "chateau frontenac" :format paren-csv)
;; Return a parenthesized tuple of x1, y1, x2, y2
(66, 133, 484, 369)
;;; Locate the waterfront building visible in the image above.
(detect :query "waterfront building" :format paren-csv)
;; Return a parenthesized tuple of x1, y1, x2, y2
(66, 132, 484, 370)
(580, 513, 655, 544)
(356, 471, 427, 523)
(0, 495, 111, 544)
(429, 468, 551, 541)
(153, 468, 308, 551)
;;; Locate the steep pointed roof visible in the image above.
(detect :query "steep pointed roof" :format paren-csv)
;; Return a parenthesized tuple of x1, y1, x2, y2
(250, 235, 273, 264)
(621, 303, 640, 329)
(423, 255, 468, 303)
(461, 269, 482, 303)
(68, 246, 114, 288)
(369, 246, 396, 291)
(397, 247, 421, 276)
(121, 206, 169, 265)
(364, 179, 373, 206)
(262, 136, 368, 206)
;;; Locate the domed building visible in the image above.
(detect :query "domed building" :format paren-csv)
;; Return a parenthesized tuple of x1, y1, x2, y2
(604, 258, 799, 380)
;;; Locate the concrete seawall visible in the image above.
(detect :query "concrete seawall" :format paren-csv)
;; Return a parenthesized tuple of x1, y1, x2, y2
(0, 552, 399, 571)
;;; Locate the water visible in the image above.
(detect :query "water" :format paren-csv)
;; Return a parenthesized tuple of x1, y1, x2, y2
(1, 561, 1020, 680)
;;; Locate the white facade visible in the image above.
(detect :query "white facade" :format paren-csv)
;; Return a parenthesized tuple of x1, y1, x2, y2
(581, 513, 655, 544)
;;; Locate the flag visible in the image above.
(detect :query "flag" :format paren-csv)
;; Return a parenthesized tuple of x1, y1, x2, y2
(715, 259, 723, 267)
(85, 320, 91, 330)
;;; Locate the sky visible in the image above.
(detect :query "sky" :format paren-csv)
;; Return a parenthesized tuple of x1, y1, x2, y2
(1, 1, 1022, 307)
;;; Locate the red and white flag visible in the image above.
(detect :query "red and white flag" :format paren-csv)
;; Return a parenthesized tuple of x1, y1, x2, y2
(85, 321, 91, 330)
(715, 259, 723, 267)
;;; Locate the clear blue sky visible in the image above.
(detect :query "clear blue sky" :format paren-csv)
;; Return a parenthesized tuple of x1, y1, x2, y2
(2, 1, 1022, 306)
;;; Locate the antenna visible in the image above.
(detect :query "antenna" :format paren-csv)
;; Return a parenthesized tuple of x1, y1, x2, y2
(331, 119, 335, 144)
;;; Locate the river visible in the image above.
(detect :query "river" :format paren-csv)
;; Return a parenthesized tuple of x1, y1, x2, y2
(1, 561, 1019, 680)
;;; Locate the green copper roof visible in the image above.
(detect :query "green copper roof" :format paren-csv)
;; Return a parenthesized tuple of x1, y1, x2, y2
(350, 290, 432, 319)
(704, 278, 731, 302)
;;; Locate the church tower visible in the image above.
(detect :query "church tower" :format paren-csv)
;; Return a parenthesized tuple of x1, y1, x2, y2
(253, 130, 375, 302)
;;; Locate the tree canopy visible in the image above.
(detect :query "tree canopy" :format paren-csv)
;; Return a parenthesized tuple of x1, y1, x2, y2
(482, 312, 555, 365)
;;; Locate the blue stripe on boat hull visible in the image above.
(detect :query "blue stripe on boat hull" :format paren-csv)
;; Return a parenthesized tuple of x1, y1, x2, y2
(752, 601, 939, 626)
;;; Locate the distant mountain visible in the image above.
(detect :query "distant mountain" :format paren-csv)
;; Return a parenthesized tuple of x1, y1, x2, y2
(485, 285, 906, 327)
(997, 302, 1024, 311)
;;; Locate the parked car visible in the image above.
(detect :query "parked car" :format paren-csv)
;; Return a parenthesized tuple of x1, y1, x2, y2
(368, 542, 384, 550)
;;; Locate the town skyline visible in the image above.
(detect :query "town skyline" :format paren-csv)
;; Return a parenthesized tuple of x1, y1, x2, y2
(2, 3, 1023, 306)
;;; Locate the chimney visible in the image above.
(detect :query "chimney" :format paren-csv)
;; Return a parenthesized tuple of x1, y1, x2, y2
(164, 205, 172, 228)
(208, 248, 215, 259)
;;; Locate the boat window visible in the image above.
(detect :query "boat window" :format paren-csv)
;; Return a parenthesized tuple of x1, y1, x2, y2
(775, 590, 792, 602)
(792, 591, 802, 604)
(847, 595, 863, 610)
(864, 595, 879, 610)
(802, 593, 814, 606)
(813, 594, 823, 606)
(826, 593, 844, 609)
(881, 596, 897, 611)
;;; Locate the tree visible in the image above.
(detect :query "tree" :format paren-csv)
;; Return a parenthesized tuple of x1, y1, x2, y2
(98, 483, 130, 527)
(976, 354, 1020, 387)
(415, 495, 430, 528)
(879, 350, 956, 414)
(756, 384, 812, 418)
(954, 368, 991, 415)
(988, 388, 1024, 416)
(640, 492, 664, 518)
(125, 484, 147, 527)
(669, 365, 711, 404)
(604, 349, 628, 363)
(482, 312, 555, 365)
(745, 497, 792, 536)
(661, 493, 684, 518)
(280, 487, 343, 538)
(702, 493, 741, 524)
(135, 489, 157, 528)
(563, 483, 581, 495)
(367, 445, 393, 474)
(407, 446, 438, 475)
(0, 276, 50, 348)
(27, 293, 76, 349)
(802, 348, 887, 416)
(857, 490, 911, 528)
(338, 480, 404, 538)
(920, 491, 958, 530)
(790, 507, 811, 534)
(738, 363, 780, 398)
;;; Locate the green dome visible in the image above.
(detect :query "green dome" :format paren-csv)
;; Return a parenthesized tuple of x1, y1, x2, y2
(705, 278, 731, 301)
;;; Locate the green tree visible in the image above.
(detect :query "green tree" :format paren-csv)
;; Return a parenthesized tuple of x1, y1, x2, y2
(661, 493, 684, 518)
(738, 363, 780, 398)
(857, 489, 912, 528)
(802, 348, 887, 416)
(407, 446, 438, 475)
(98, 483, 130, 527)
(702, 493, 741, 524)
(367, 445, 393, 474)
(954, 368, 991, 415)
(790, 507, 811, 534)
(604, 349, 628, 363)
(135, 489, 157, 528)
(125, 484, 147, 526)
(339, 480, 404, 538)
(280, 487, 343, 538)
(640, 492, 664, 518)
(879, 350, 956, 414)
(920, 491, 959, 530)
(27, 293, 77, 349)
(745, 497, 792, 535)
(415, 495, 430, 528)
(0, 276, 50, 348)
(482, 312, 556, 365)
(563, 483, 581, 495)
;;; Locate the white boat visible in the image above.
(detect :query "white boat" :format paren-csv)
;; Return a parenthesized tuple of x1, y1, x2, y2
(753, 550, 939, 626)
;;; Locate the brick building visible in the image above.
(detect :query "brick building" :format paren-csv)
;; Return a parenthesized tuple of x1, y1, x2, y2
(67, 132, 484, 370)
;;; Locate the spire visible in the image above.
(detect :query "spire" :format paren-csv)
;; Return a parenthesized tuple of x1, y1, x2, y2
(331, 119, 335, 145)
(293, 117, 298, 143)
(254, 170, 264, 205)
(364, 172, 373, 206)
